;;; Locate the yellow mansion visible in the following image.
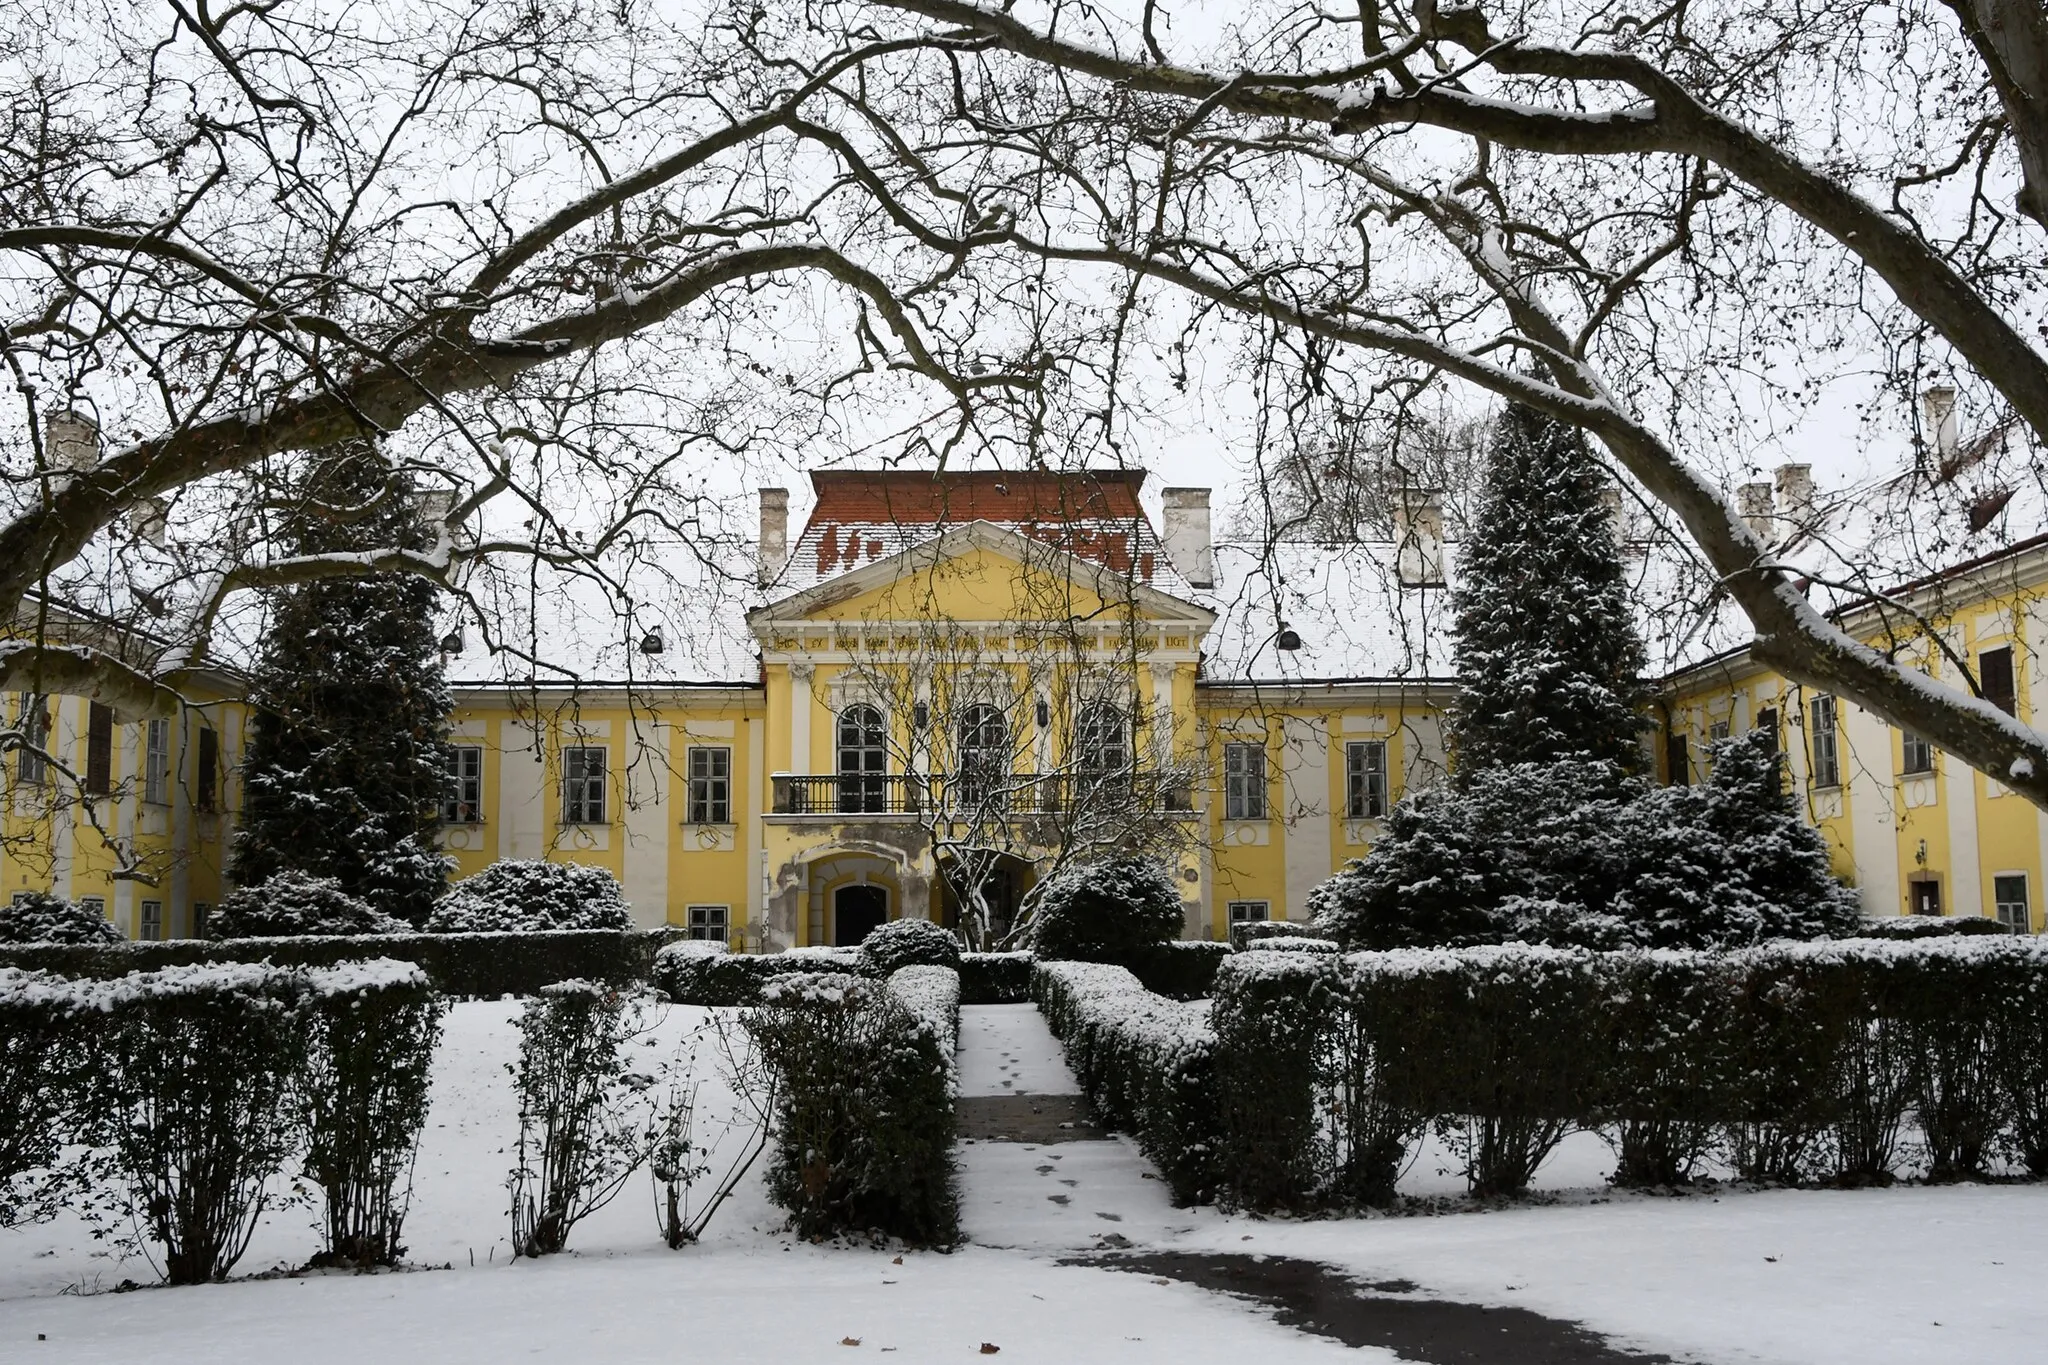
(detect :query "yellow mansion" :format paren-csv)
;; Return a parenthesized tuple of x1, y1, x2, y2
(7, 463, 2047, 942)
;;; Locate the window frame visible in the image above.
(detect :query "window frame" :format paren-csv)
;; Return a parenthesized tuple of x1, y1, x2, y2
(1227, 900, 1270, 925)
(1993, 874, 2029, 932)
(1808, 695, 1841, 789)
(1223, 740, 1268, 821)
(1664, 730, 1691, 786)
(1902, 731, 1935, 776)
(560, 744, 608, 825)
(686, 904, 730, 942)
(1073, 701, 1129, 780)
(13, 693, 49, 785)
(954, 701, 1009, 805)
(442, 744, 484, 824)
(144, 718, 171, 805)
(1344, 740, 1388, 819)
(85, 701, 113, 796)
(195, 728, 220, 813)
(139, 899, 163, 941)
(687, 745, 732, 825)
(835, 704, 888, 813)
(1980, 645, 2018, 716)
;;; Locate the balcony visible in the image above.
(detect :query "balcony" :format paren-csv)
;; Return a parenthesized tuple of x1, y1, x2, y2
(769, 771, 1195, 818)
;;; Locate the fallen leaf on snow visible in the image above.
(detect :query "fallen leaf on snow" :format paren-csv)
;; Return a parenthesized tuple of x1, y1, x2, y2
(840, 1337, 862, 1347)
(979, 1344, 1001, 1355)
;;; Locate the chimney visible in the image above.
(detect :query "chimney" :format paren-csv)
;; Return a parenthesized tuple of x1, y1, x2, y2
(43, 410, 98, 472)
(1393, 487, 1446, 587)
(1737, 482, 1775, 542)
(1160, 487, 1215, 588)
(757, 487, 789, 588)
(129, 496, 169, 549)
(1923, 385, 1959, 463)
(1773, 463, 1815, 528)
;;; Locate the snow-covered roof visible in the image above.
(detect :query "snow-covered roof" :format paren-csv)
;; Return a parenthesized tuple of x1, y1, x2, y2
(1197, 540, 1458, 684)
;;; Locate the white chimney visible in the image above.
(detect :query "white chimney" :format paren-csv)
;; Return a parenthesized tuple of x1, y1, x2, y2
(1160, 487, 1215, 588)
(1773, 463, 1815, 528)
(44, 410, 98, 472)
(129, 496, 169, 549)
(757, 487, 789, 588)
(1393, 487, 1446, 587)
(1924, 385, 1959, 463)
(1738, 482, 1775, 542)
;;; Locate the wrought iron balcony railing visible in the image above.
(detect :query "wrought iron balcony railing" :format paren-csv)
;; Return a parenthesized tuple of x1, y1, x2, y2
(770, 771, 1194, 817)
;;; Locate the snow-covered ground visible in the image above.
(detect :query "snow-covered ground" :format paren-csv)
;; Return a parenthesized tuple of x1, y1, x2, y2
(3, 999, 2045, 1364)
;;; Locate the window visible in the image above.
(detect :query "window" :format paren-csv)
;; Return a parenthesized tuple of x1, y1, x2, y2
(195, 728, 219, 813)
(79, 896, 106, 927)
(836, 705, 888, 814)
(1074, 702, 1128, 781)
(1224, 741, 1267, 820)
(85, 702, 113, 795)
(1664, 731, 1691, 785)
(954, 702, 1008, 806)
(687, 904, 730, 942)
(139, 900, 163, 941)
(1707, 720, 1731, 744)
(688, 746, 732, 824)
(1910, 878, 1942, 917)
(1228, 900, 1269, 925)
(1994, 875, 2030, 932)
(1809, 696, 1841, 789)
(192, 901, 212, 940)
(144, 718, 171, 804)
(561, 746, 607, 824)
(1755, 707, 1779, 750)
(13, 693, 49, 784)
(1980, 646, 2017, 716)
(1345, 741, 1388, 819)
(443, 745, 483, 824)
(1902, 731, 1935, 776)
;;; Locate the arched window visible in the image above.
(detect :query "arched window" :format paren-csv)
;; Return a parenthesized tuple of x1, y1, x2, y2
(837, 704, 888, 813)
(954, 702, 1008, 806)
(1073, 702, 1128, 781)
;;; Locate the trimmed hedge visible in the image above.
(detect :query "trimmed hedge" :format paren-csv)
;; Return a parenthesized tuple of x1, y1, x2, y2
(1032, 960, 1221, 1204)
(655, 943, 877, 1006)
(1203, 938, 2048, 1208)
(0, 928, 684, 998)
(0, 968, 101, 1227)
(747, 966, 960, 1243)
(1129, 939, 1234, 1000)
(1230, 920, 1322, 951)
(1857, 915, 2014, 938)
(959, 951, 1033, 1004)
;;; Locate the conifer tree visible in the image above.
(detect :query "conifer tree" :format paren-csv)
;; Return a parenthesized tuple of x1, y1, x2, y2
(229, 446, 453, 924)
(1447, 404, 1651, 780)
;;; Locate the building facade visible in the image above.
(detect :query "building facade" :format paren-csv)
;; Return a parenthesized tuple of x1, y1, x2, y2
(8, 466, 2045, 941)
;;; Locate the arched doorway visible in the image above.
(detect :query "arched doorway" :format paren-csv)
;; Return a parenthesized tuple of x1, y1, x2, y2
(834, 883, 889, 946)
(936, 852, 1035, 947)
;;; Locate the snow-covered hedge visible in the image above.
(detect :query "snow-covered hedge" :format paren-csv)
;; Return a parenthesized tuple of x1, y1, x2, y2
(0, 927, 676, 998)
(0, 891, 121, 945)
(654, 942, 878, 1006)
(959, 950, 1033, 1004)
(746, 967, 960, 1244)
(214, 870, 407, 938)
(1032, 960, 1220, 1204)
(1855, 915, 2014, 938)
(1229, 919, 1322, 951)
(1243, 936, 1342, 954)
(428, 859, 632, 933)
(859, 917, 963, 976)
(1127, 939, 1233, 999)
(1206, 938, 2048, 1203)
(0, 968, 101, 1227)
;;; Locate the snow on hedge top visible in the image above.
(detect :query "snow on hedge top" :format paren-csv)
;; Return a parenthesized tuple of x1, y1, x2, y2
(759, 970, 865, 1006)
(1338, 935, 2048, 982)
(1035, 959, 1215, 1056)
(304, 957, 432, 997)
(0, 965, 93, 1010)
(91, 960, 302, 1008)
(654, 939, 729, 965)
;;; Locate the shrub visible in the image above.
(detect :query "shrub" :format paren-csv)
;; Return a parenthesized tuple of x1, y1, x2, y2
(860, 917, 963, 976)
(300, 961, 444, 1266)
(430, 860, 632, 933)
(746, 968, 959, 1243)
(509, 981, 653, 1256)
(1858, 915, 2013, 938)
(1031, 855, 1183, 963)
(1032, 960, 1220, 1204)
(1128, 939, 1233, 999)
(214, 871, 407, 938)
(93, 963, 309, 1283)
(1244, 937, 1342, 954)
(0, 890, 121, 944)
(0, 969, 98, 1227)
(959, 951, 1033, 1004)
(1230, 920, 1322, 950)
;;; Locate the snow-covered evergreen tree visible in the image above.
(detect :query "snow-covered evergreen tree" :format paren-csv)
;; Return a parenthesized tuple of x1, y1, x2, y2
(229, 446, 453, 924)
(0, 890, 122, 944)
(1447, 404, 1650, 780)
(212, 871, 406, 938)
(426, 860, 632, 933)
